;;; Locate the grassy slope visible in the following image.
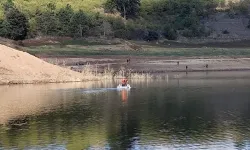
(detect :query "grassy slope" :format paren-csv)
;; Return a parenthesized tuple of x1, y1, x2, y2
(0, 0, 105, 18)
(26, 44, 250, 57)
(0, 0, 160, 18)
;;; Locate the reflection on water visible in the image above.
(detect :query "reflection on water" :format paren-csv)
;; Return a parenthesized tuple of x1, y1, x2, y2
(1, 72, 250, 149)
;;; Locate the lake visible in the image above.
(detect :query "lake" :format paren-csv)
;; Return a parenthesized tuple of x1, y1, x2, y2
(1, 72, 250, 150)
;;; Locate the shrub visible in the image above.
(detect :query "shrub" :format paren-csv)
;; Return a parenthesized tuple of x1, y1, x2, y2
(222, 29, 229, 34)
(0, 19, 11, 37)
(114, 29, 129, 39)
(5, 7, 29, 40)
(128, 28, 147, 40)
(144, 30, 159, 41)
(163, 25, 177, 40)
(106, 16, 126, 30)
(182, 29, 194, 37)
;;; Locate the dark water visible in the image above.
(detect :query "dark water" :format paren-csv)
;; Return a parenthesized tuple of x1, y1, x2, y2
(1, 72, 250, 150)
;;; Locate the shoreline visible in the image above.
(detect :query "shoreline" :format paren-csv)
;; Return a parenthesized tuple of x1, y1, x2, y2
(42, 56, 250, 74)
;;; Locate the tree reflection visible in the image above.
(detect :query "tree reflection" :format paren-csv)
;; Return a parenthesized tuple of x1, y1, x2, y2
(1, 79, 250, 149)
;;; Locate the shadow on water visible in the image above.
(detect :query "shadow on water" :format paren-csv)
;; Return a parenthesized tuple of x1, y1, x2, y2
(1, 73, 250, 149)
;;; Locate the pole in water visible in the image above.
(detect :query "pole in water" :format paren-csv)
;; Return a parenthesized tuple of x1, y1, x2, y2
(95, 64, 97, 76)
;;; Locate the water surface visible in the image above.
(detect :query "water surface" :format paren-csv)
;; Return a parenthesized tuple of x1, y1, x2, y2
(1, 72, 250, 149)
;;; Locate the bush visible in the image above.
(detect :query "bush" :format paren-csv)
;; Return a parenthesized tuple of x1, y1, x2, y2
(163, 25, 177, 40)
(0, 19, 11, 37)
(106, 17, 126, 30)
(114, 29, 129, 39)
(104, 0, 116, 13)
(125, 20, 147, 40)
(222, 29, 229, 34)
(5, 7, 29, 40)
(182, 29, 194, 37)
(144, 30, 159, 41)
(128, 28, 147, 40)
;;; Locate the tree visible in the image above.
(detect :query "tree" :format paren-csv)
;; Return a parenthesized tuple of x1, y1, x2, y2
(2, 0, 14, 13)
(104, 0, 117, 13)
(35, 11, 59, 36)
(57, 4, 74, 36)
(70, 10, 89, 37)
(103, 21, 113, 37)
(163, 24, 177, 40)
(111, 0, 141, 19)
(4, 7, 29, 40)
(35, 3, 59, 36)
(0, 19, 11, 37)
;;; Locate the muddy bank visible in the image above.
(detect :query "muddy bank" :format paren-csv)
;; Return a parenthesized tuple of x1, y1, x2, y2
(42, 56, 250, 73)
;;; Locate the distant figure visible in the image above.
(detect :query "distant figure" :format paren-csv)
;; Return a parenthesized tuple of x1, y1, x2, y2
(121, 78, 128, 86)
(205, 64, 208, 68)
(127, 58, 130, 63)
(186, 65, 188, 70)
(177, 61, 179, 66)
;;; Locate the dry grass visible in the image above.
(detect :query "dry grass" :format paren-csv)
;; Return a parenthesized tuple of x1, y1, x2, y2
(81, 64, 152, 80)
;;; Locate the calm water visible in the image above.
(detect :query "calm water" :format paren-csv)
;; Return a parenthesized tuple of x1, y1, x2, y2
(1, 72, 250, 150)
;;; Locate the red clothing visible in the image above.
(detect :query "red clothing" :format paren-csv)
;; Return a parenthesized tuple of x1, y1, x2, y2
(121, 79, 128, 85)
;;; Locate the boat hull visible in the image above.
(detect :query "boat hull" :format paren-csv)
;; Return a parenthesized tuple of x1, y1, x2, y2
(117, 84, 131, 89)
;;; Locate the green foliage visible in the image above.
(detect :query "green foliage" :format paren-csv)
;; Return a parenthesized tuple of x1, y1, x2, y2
(70, 10, 90, 37)
(106, 16, 126, 30)
(3, 6, 28, 40)
(0, 0, 232, 41)
(144, 30, 159, 41)
(125, 20, 147, 40)
(141, 0, 220, 39)
(104, 0, 117, 13)
(2, 0, 14, 13)
(0, 19, 11, 37)
(163, 24, 177, 40)
(106, 0, 141, 19)
(35, 10, 59, 36)
(114, 29, 129, 38)
(57, 4, 74, 36)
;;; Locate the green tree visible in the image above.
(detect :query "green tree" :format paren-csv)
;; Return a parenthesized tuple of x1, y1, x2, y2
(57, 4, 74, 36)
(111, 0, 141, 19)
(4, 7, 29, 40)
(163, 24, 177, 40)
(2, 0, 14, 13)
(70, 10, 89, 37)
(35, 4, 58, 36)
(104, 0, 117, 13)
(35, 11, 59, 36)
(0, 19, 11, 37)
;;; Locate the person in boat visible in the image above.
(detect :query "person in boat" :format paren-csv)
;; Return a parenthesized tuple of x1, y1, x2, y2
(121, 78, 128, 86)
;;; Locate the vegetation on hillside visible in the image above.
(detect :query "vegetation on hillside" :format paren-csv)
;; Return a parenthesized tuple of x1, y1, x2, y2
(0, 0, 249, 41)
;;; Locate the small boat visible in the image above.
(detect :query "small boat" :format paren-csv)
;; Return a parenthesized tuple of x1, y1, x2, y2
(117, 84, 131, 89)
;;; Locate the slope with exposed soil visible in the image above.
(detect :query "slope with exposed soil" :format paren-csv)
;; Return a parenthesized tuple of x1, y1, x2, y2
(0, 44, 82, 84)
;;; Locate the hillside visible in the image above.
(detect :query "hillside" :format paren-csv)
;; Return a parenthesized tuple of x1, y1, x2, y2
(0, 44, 82, 84)
(0, 0, 105, 17)
(0, 0, 250, 43)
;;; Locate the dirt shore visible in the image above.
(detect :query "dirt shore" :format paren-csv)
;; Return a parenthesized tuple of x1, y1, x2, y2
(0, 44, 83, 85)
(41, 56, 250, 73)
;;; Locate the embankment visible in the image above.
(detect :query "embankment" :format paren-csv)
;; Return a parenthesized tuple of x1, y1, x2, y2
(0, 44, 83, 84)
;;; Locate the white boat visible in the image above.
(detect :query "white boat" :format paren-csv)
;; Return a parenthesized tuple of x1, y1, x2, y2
(117, 84, 131, 89)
